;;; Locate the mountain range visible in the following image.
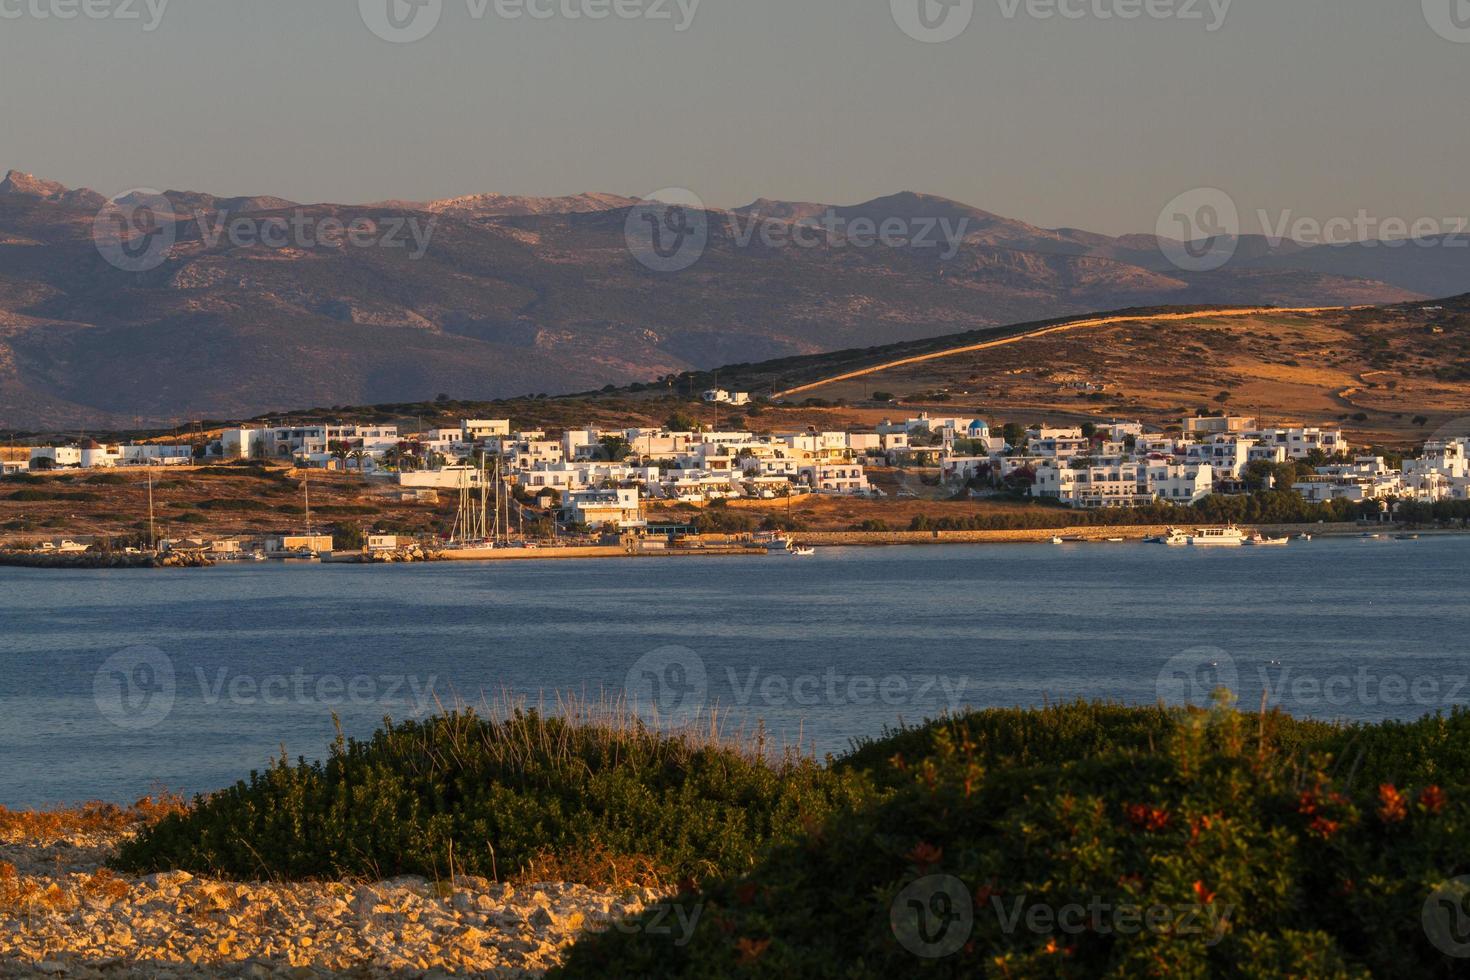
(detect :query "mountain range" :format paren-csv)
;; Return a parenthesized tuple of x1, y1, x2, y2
(1, 169, 1465, 429)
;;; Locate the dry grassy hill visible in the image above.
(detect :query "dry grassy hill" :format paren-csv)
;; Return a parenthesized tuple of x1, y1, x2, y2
(729, 299, 1470, 445)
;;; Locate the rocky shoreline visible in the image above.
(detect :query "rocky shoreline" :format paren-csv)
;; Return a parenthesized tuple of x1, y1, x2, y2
(0, 827, 657, 978)
(0, 551, 214, 570)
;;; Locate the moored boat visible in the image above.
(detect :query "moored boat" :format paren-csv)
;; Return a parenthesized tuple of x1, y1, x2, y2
(1244, 534, 1290, 547)
(1189, 526, 1246, 547)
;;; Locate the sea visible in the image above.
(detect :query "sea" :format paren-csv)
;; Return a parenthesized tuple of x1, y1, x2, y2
(2, 535, 1467, 807)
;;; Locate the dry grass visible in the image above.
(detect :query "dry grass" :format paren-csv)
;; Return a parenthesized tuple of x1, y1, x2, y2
(0, 862, 132, 915)
(444, 689, 810, 768)
(803, 308, 1470, 446)
(0, 794, 189, 845)
(514, 843, 670, 889)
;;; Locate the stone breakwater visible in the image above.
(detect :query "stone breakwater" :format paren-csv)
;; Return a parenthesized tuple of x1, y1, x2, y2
(0, 551, 213, 570)
(0, 829, 657, 978)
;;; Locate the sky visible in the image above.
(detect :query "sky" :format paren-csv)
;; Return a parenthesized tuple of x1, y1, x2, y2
(2, 0, 1468, 236)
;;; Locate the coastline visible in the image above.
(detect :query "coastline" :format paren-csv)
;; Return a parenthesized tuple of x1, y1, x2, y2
(0, 819, 656, 978)
(3, 523, 1461, 570)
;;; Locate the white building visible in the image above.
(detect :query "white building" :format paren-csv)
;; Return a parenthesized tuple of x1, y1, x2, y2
(1247, 426, 1348, 460)
(463, 419, 512, 441)
(564, 488, 644, 528)
(702, 389, 751, 406)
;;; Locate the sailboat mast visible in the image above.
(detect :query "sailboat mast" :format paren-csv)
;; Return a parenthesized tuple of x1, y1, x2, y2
(147, 470, 156, 552)
(479, 457, 488, 541)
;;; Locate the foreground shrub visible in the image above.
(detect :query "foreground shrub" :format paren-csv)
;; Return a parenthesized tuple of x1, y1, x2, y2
(113, 710, 875, 886)
(557, 702, 1470, 978)
(839, 701, 1333, 788)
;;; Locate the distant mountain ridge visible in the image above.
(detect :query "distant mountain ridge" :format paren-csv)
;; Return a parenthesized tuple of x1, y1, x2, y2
(0, 167, 1464, 429)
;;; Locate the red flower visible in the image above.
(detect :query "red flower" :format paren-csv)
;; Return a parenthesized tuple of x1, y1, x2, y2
(1420, 785, 1448, 814)
(1308, 815, 1341, 839)
(1192, 880, 1216, 905)
(905, 842, 944, 869)
(1189, 814, 1216, 844)
(1125, 803, 1171, 833)
(1297, 790, 1319, 816)
(1378, 784, 1407, 824)
(735, 937, 772, 964)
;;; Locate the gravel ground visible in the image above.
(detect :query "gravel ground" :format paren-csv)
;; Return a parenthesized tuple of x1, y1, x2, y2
(0, 829, 657, 978)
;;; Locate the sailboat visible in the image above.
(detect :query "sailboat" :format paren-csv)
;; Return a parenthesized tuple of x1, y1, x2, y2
(287, 470, 322, 560)
(146, 470, 157, 555)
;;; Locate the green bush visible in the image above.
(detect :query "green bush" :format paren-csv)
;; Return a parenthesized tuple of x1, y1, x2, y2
(693, 507, 755, 534)
(113, 711, 876, 886)
(557, 703, 1470, 979)
(7, 489, 100, 502)
(195, 498, 272, 511)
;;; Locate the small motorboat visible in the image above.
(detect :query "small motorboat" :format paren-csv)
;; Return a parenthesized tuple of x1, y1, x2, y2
(1105, 537, 1125, 543)
(1244, 534, 1290, 547)
(1394, 533, 1420, 541)
(790, 546, 815, 557)
(1051, 536, 1065, 545)
(1296, 533, 1313, 542)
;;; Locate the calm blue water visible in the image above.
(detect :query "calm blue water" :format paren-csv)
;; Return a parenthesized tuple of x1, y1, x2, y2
(2, 537, 1467, 807)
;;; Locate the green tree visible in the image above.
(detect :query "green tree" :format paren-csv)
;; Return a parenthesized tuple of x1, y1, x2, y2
(599, 435, 632, 462)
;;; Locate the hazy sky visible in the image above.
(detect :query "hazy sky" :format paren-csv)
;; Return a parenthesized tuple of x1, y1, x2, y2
(2, 0, 1467, 235)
